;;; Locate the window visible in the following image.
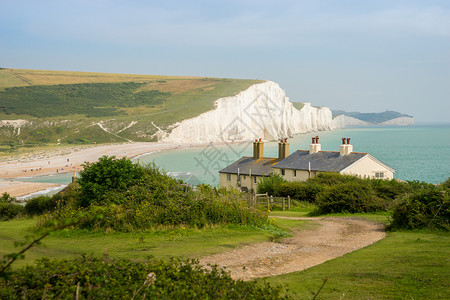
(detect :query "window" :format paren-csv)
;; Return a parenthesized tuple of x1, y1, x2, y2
(254, 177, 257, 183)
(281, 169, 285, 175)
(226, 174, 231, 181)
(375, 172, 384, 179)
(293, 170, 297, 177)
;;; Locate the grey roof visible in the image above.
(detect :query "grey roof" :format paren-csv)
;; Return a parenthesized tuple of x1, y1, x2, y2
(273, 150, 367, 172)
(219, 156, 277, 176)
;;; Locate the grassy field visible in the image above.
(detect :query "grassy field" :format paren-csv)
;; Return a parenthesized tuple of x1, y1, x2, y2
(0, 68, 263, 151)
(268, 229, 449, 299)
(0, 217, 307, 269)
(1, 209, 448, 299)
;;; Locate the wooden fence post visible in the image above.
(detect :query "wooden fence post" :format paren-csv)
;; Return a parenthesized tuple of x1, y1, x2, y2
(282, 197, 285, 211)
(288, 196, 290, 210)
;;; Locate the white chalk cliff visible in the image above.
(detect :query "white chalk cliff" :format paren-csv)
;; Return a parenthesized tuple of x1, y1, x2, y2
(380, 117, 414, 125)
(162, 81, 333, 143)
(331, 115, 370, 128)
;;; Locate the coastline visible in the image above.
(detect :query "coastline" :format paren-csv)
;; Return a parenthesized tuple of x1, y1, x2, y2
(0, 141, 209, 197)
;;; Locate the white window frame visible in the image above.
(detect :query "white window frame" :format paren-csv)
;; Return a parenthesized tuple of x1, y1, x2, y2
(226, 174, 231, 181)
(374, 172, 385, 179)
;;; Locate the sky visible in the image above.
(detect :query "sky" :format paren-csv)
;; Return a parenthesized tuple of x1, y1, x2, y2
(1, 0, 449, 122)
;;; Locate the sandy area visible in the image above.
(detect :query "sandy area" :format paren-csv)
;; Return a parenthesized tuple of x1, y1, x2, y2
(200, 216, 386, 280)
(0, 181, 61, 198)
(0, 142, 206, 197)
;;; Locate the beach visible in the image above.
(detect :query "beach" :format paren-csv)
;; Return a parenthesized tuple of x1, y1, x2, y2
(0, 142, 205, 197)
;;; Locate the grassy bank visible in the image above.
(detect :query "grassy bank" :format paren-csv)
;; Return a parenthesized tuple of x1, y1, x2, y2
(0, 218, 281, 268)
(268, 229, 449, 299)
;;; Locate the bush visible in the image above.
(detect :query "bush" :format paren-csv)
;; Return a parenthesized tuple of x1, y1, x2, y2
(39, 158, 269, 231)
(0, 193, 24, 221)
(24, 196, 58, 216)
(257, 173, 287, 195)
(77, 156, 148, 206)
(314, 182, 388, 214)
(0, 255, 289, 299)
(274, 181, 324, 203)
(0, 202, 24, 221)
(387, 186, 449, 231)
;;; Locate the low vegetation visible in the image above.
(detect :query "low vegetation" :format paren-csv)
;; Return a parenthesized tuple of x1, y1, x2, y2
(1, 256, 288, 299)
(0, 82, 170, 117)
(258, 172, 449, 231)
(36, 156, 268, 231)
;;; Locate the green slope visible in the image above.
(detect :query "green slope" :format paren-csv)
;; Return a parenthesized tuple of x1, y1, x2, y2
(0, 68, 263, 153)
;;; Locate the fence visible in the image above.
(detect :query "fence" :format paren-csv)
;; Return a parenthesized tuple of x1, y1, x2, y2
(252, 193, 291, 210)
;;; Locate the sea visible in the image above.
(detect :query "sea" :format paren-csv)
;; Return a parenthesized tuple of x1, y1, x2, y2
(16, 124, 450, 189)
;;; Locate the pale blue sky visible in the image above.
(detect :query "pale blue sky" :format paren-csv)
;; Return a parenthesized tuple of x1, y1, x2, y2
(1, 0, 449, 122)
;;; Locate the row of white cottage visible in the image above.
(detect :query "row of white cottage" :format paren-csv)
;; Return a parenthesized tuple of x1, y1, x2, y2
(219, 137, 395, 191)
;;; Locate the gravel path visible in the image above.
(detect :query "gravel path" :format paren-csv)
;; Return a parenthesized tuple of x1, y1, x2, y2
(200, 217, 386, 280)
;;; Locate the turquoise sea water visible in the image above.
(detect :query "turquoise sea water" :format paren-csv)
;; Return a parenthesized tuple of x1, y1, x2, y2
(16, 125, 450, 186)
(137, 124, 449, 185)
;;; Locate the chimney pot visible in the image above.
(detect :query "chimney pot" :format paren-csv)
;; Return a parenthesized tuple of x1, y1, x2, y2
(259, 138, 262, 142)
(342, 137, 346, 145)
(347, 138, 350, 144)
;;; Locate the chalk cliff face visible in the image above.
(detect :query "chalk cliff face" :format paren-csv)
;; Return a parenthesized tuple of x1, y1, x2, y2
(331, 115, 370, 128)
(162, 81, 333, 143)
(380, 117, 414, 125)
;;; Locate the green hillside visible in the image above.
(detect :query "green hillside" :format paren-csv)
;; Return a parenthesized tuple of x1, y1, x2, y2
(0, 68, 263, 153)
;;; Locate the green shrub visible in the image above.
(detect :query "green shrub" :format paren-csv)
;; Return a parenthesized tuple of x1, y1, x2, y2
(39, 158, 269, 231)
(387, 186, 449, 231)
(24, 196, 58, 216)
(0, 255, 289, 299)
(370, 178, 411, 202)
(0, 193, 24, 221)
(309, 172, 360, 186)
(77, 156, 148, 206)
(0, 202, 24, 221)
(274, 181, 324, 203)
(314, 182, 388, 214)
(257, 173, 287, 195)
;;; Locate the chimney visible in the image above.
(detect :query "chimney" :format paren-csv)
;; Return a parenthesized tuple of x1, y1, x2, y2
(258, 138, 264, 159)
(254, 138, 264, 159)
(340, 137, 353, 156)
(278, 139, 284, 160)
(309, 135, 321, 154)
(278, 138, 290, 160)
(253, 139, 258, 159)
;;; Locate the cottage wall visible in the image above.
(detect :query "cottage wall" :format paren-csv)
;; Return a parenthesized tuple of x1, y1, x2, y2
(273, 168, 314, 181)
(341, 156, 394, 179)
(219, 173, 263, 191)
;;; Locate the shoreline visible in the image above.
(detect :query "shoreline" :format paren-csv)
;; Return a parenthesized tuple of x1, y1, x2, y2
(0, 141, 211, 197)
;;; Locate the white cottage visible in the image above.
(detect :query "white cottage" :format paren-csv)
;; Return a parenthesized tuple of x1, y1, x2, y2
(219, 137, 395, 191)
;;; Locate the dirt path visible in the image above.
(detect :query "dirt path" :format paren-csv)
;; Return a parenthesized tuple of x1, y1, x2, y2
(200, 217, 386, 280)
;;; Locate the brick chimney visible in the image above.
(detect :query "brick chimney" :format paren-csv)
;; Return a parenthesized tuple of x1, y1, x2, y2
(253, 138, 264, 159)
(309, 135, 321, 154)
(278, 138, 290, 160)
(340, 137, 353, 156)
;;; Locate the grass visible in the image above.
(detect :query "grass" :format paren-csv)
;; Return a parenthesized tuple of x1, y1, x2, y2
(267, 230, 450, 299)
(0, 218, 277, 269)
(2, 208, 448, 299)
